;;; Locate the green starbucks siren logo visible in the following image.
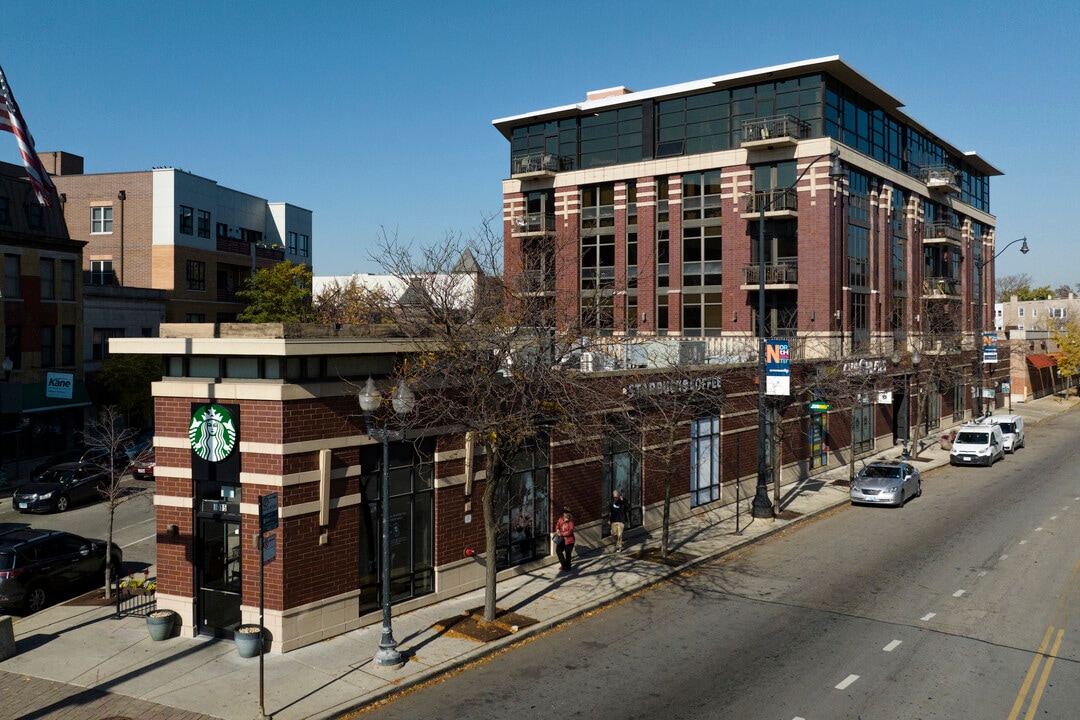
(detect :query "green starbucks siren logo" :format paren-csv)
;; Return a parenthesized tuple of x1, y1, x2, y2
(189, 404, 238, 462)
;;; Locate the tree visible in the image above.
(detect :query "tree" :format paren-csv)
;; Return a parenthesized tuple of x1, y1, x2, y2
(1019, 285, 1055, 301)
(996, 273, 1032, 302)
(312, 276, 393, 324)
(82, 407, 146, 599)
(236, 260, 314, 322)
(809, 356, 893, 483)
(1051, 318, 1080, 396)
(367, 219, 586, 623)
(1055, 284, 1074, 300)
(98, 354, 162, 428)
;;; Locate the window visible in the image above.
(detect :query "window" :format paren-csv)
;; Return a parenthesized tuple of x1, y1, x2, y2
(186, 260, 206, 291)
(187, 313, 205, 323)
(61, 325, 75, 366)
(40, 258, 55, 300)
(40, 326, 54, 368)
(288, 231, 298, 252)
(179, 205, 193, 235)
(90, 260, 115, 286)
(27, 203, 42, 229)
(493, 441, 551, 571)
(197, 209, 211, 238)
(92, 328, 124, 361)
(1032, 308, 1038, 318)
(1051, 307, 1066, 319)
(0, 197, 8, 225)
(299, 234, 309, 257)
(1018, 307, 1025, 317)
(3, 254, 19, 298)
(216, 222, 228, 239)
(690, 417, 721, 507)
(91, 206, 113, 234)
(240, 228, 262, 244)
(60, 260, 75, 300)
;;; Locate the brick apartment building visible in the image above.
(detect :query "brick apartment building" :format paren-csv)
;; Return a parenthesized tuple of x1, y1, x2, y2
(42, 151, 313, 326)
(0, 160, 89, 479)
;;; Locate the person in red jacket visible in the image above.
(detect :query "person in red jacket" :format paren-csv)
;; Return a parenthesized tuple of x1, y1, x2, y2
(554, 506, 576, 571)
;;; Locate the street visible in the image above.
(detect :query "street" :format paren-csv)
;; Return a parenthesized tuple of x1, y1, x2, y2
(358, 408, 1080, 720)
(0, 472, 157, 578)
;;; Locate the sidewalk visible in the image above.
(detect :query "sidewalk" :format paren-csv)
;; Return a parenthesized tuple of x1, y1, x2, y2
(2, 394, 1075, 720)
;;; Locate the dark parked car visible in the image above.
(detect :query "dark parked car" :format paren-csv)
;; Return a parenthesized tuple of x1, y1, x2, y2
(0, 527, 121, 614)
(29, 447, 87, 480)
(12, 462, 108, 513)
(130, 448, 155, 480)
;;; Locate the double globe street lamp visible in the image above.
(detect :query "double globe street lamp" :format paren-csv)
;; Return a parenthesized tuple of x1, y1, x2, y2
(358, 376, 416, 668)
(751, 149, 845, 518)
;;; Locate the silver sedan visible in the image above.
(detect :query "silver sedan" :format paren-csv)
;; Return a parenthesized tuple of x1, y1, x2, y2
(849, 461, 921, 507)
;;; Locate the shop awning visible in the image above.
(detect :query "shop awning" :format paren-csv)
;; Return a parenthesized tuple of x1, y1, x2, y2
(1026, 354, 1057, 370)
(21, 380, 93, 413)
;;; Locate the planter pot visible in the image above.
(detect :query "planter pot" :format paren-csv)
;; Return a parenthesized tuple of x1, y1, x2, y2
(146, 610, 177, 641)
(234, 624, 265, 658)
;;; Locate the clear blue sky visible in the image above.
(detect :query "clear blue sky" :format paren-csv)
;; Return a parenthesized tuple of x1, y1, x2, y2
(5, 1, 1077, 290)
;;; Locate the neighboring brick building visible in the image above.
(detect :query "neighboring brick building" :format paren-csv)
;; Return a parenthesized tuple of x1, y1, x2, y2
(0, 160, 90, 479)
(42, 151, 313, 325)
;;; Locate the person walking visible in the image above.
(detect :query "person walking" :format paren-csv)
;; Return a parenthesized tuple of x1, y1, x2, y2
(609, 490, 626, 553)
(554, 507, 576, 571)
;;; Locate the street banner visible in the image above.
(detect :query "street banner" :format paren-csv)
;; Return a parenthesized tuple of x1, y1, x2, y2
(982, 332, 998, 364)
(765, 339, 790, 396)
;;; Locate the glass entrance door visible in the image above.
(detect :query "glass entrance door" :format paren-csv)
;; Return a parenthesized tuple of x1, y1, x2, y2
(197, 517, 242, 635)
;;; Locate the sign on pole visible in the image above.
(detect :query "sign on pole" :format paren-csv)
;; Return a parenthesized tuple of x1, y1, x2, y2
(259, 492, 279, 534)
(765, 339, 791, 396)
(982, 332, 998, 364)
(262, 534, 276, 565)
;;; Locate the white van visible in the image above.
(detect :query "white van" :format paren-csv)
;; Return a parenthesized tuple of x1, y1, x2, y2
(988, 414, 1025, 453)
(949, 422, 1005, 466)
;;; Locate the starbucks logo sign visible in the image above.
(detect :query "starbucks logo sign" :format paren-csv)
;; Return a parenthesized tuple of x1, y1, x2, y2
(189, 404, 238, 462)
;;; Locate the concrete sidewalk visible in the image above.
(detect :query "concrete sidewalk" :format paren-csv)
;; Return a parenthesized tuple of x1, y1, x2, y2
(1, 394, 1074, 720)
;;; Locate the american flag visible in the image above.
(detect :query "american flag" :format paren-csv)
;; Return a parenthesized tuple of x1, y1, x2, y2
(0, 64, 55, 207)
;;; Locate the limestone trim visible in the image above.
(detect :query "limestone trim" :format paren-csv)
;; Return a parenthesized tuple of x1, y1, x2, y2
(154, 495, 194, 508)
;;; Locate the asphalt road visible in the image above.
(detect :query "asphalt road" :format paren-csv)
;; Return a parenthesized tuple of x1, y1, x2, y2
(359, 410, 1080, 720)
(0, 471, 157, 577)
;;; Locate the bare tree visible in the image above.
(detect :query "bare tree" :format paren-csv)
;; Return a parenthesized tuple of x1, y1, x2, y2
(995, 273, 1032, 302)
(809, 355, 893, 482)
(312, 276, 394, 325)
(367, 218, 587, 622)
(82, 406, 141, 599)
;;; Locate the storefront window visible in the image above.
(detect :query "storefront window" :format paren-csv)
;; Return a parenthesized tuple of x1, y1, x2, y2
(495, 440, 550, 570)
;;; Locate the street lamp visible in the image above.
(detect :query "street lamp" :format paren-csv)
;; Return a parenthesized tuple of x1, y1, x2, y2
(751, 150, 845, 518)
(358, 376, 416, 668)
(974, 236, 1029, 418)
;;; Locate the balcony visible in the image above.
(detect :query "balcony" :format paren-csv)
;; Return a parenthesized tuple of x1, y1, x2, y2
(216, 237, 284, 261)
(511, 153, 572, 178)
(740, 261, 798, 289)
(512, 212, 557, 236)
(919, 164, 961, 195)
(513, 269, 555, 295)
(741, 188, 798, 219)
(923, 222, 962, 247)
(922, 276, 961, 299)
(741, 115, 810, 149)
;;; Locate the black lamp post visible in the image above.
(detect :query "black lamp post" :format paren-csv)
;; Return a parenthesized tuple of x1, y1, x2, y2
(975, 237, 1029, 418)
(751, 150, 845, 518)
(358, 376, 416, 668)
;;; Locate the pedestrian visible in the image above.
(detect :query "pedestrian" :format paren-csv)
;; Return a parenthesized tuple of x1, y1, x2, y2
(609, 490, 626, 552)
(554, 506, 576, 571)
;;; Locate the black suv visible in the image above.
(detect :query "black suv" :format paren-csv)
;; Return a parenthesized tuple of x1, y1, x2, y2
(0, 528, 122, 614)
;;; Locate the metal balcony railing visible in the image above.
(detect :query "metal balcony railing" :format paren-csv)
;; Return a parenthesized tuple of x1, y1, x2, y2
(743, 261, 798, 285)
(742, 115, 811, 145)
(511, 153, 572, 176)
(924, 222, 962, 244)
(922, 276, 961, 297)
(512, 212, 557, 235)
(743, 188, 798, 214)
(918, 164, 961, 193)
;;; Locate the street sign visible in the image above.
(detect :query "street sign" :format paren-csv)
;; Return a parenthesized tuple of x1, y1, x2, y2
(259, 493, 279, 534)
(809, 401, 831, 412)
(262, 534, 276, 564)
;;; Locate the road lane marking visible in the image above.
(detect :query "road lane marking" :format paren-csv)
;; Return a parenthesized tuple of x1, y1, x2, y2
(835, 674, 859, 690)
(1008, 627, 1056, 720)
(1020, 540, 1028, 545)
(979, 570, 988, 577)
(121, 534, 157, 549)
(953, 589, 966, 597)
(921, 612, 936, 621)
(1035, 527, 1043, 532)
(883, 640, 902, 652)
(1026, 629, 1065, 720)
(1001, 555, 1009, 560)
(1050, 516, 1058, 521)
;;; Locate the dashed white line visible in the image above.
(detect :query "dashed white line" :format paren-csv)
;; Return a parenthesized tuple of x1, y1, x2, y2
(1001, 554, 1009, 560)
(121, 534, 157, 549)
(1051, 516, 1058, 521)
(921, 612, 936, 621)
(835, 674, 860, 690)
(1019, 540, 1028, 545)
(978, 570, 988, 577)
(953, 589, 966, 598)
(1036, 527, 1044, 532)
(883, 640, 902, 652)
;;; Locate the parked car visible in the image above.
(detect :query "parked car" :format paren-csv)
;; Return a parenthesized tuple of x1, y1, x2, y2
(80, 446, 131, 474)
(12, 462, 108, 513)
(0, 527, 121, 614)
(130, 448, 156, 480)
(849, 460, 922, 507)
(29, 446, 87, 480)
(949, 422, 1005, 466)
(987, 414, 1025, 453)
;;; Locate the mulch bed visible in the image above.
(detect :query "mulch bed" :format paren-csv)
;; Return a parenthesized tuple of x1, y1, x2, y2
(433, 606, 538, 643)
(775, 509, 803, 520)
(628, 547, 697, 566)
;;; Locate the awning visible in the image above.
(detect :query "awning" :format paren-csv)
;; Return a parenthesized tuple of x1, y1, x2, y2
(1026, 354, 1057, 370)
(20, 380, 93, 413)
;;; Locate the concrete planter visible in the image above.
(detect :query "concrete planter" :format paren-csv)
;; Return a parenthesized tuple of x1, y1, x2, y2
(146, 610, 176, 641)
(234, 624, 265, 658)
